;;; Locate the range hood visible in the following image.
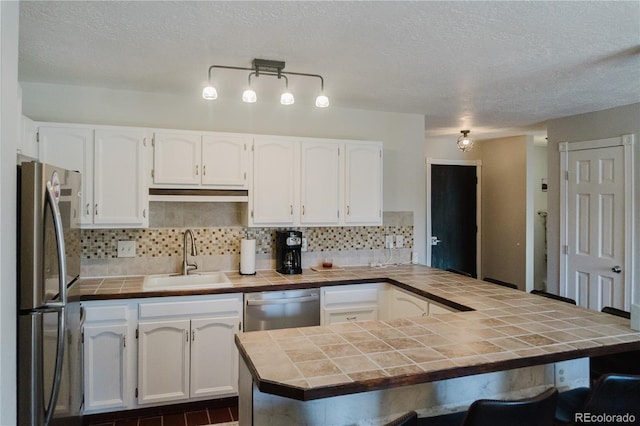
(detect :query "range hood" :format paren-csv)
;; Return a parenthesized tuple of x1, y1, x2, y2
(148, 188, 248, 202)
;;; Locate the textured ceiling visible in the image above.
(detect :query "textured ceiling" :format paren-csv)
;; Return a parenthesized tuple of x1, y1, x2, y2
(18, 1, 640, 139)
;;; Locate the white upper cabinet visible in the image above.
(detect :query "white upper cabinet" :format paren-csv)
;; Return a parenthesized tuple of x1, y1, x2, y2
(152, 131, 250, 189)
(38, 125, 95, 225)
(152, 131, 201, 185)
(39, 124, 149, 228)
(94, 129, 148, 226)
(300, 140, 341, 225)
(201, 134, 249, 187)
(345, 142, 383, 224)
(250, 136, 297, 226)
(18, 115, 38, 159)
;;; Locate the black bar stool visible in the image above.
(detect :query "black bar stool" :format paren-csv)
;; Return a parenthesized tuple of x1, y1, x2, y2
(419, 387, 558, 426)
(529, 290, 576, 305)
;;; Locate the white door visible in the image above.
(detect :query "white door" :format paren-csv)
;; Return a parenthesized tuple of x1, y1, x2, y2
(251, 138, 296, 225)
(300, 140, 341, 225)
(138, 320, 190, 405)
(201, 134, 249, 188)
(38, 126, 94, 225)
(83, 324, 128, 412)
(94, 128, 148, 226)
(153, 132, 201, 185)
(344, 142, 382, 224)
(562, 138, 631, 311)
(190, 316, 240, 398)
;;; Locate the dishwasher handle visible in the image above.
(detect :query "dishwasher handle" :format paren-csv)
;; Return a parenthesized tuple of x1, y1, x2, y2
(246, 293, 319, 306)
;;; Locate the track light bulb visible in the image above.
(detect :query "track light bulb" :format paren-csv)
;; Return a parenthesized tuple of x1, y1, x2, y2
(202, 86, 218, 100)
(315, 94, 330, 108)
(280, 91, 295, 105)
(242, 89, 257, 103)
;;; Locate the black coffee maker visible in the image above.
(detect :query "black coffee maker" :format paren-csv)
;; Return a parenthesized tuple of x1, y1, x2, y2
(276, 230, 302, 274)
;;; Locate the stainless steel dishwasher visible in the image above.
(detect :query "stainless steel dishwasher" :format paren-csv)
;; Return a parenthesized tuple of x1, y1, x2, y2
(244, 289, 320, 331)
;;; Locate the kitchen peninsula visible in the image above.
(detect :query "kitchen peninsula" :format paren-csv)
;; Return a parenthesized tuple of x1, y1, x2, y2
(72, 265, 640, 424)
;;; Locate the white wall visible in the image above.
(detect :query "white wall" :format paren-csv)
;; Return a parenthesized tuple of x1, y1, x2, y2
(546, 103, 640, 301)
(0, 1, 20, 424)
(21, 82, 427, 264)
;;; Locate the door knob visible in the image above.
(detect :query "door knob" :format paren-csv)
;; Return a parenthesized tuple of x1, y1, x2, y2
(431, 236, 442, 246)
(611, 266, 622, 274)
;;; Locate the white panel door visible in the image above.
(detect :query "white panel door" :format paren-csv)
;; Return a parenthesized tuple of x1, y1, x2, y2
(38, 126, 94, 225)
(153, 132, 201, 185)
(251, 138, 296, 225)
(94, 129, 148, 226)
(201, 134, 249, 188)
(83, 324, 128, 412)
(190, 316, 240, 398)
(300, 140, 341, 225)
(344, 142, 382, 224)
(138, 320, 190, 405)
(566, 146, 625, 311)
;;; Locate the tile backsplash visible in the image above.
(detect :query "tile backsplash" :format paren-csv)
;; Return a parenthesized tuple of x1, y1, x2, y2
(80, 207, 414, 277)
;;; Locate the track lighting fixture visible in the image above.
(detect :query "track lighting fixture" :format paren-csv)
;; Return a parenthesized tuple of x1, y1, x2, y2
(457, 130, 474, 152)
(202, 58, 328, 107)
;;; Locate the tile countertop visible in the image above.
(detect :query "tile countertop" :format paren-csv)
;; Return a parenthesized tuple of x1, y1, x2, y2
(70, 265, 640, 401)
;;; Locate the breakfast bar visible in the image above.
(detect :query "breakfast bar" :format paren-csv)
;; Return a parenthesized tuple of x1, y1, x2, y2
(232, 266, 640, 425)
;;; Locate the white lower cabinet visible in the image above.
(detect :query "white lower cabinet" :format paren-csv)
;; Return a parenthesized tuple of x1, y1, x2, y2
(82, 301, 136, 414)
(321, 283, 383, 325)
(137, 294, 242, 406)
(387, 287, 429, 320)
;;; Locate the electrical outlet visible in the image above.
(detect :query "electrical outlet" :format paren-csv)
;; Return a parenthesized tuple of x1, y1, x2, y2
(301, 237, 308, 252)
(554, 364, 566, 387)
(395, 235, 404, 248)
(117, 240, 136, 258)
(385, 235, 394, 249)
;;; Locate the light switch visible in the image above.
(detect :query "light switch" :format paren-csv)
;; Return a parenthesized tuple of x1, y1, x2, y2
(117, 240, 136, 258)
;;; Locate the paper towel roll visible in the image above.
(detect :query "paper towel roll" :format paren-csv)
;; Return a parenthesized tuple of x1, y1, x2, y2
(240, 239, 256, 275)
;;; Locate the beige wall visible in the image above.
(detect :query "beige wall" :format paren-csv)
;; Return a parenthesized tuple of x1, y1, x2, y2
(479, 136, 529, 289)
(546, 103, 640, 301)
(0, 1, 19, 423)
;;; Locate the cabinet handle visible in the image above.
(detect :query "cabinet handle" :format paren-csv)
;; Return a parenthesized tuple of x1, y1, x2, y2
(185, 330, 189, 342)
(346, 316, 357, 321)
(94, 204, 98, 216)
(123, 335, 126, 348)
(86, 203, 90, 215)
(195, 165, 199, 176)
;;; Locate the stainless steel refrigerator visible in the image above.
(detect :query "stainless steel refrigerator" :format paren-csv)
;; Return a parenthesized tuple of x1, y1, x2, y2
(18, 161, 83, 426)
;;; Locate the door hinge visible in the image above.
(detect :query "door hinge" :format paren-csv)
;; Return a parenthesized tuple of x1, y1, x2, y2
(136, 328, 139, 339)
(151, 169, 154, 179)
(563, 245, 569, 255)
(36, 131, 40, 143)
(81, 331, 84, 344)
(251, 210, 254, 218)
(565, 170, 569, 181)
(135, 387, 138, 398)
(152, 135, 155, 147)
(239, 321, 242, 331)
(123, 336, 126, 348)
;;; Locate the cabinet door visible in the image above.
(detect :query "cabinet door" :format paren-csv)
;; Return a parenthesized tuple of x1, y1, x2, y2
(190, 316, 240, 398)
(300, 141, 341, 225)
(251, 138, 296, 225)
(201, 134, 249, 188)
(38, 126, 94, 225)
(83, 324, 128, 412)
(388, 288, 428, 320)
(153, 132, 201, 185)
(94, 129, 148, 226)
(345, 142, 383, 224)
(138, 320, 190, 405)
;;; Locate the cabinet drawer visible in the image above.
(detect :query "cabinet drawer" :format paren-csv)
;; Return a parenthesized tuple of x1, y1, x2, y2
(323, 285, 379, 308)
(84, 305, 129, 323)
(139, 295, 241, 319)
(325, 306, 378, 325)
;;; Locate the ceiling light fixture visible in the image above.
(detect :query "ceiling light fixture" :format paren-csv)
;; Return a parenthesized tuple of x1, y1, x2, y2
(202, 58, 328, 107)
(457, 130, 474, 152)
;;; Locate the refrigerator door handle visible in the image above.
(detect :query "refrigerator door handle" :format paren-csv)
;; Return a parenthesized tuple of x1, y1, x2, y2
(44, 307, 66, 426)
(45, 181, 68, 306)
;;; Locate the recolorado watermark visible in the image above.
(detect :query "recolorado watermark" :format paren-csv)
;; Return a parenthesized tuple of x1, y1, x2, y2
(575, 412, 637, 424)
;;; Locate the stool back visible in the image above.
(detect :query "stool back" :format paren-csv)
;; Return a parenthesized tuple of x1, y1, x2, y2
(462, 387, 558, 426)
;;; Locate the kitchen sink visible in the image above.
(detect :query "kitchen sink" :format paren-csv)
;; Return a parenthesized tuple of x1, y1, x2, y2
(142, 271, 232, 291)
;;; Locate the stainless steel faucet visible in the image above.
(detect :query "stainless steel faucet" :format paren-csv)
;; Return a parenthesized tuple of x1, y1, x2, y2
(182, 229, 198, 275)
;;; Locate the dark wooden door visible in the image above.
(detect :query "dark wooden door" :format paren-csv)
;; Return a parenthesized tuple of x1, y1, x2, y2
(431, 165, 477, 277)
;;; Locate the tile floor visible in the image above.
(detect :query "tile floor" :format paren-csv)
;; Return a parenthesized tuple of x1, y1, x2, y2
(87, 405, 238, 426)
